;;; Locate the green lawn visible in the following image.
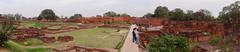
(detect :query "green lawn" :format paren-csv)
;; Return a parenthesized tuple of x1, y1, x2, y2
(18, 21, 45, 28)
(7, 27, 129, 52)
(47, 27, 129, 48)
(16, 38, 44, 46)
(47, 26, 62, 29)
(18, 21, 79, 29)
(5, 40, 54, 52)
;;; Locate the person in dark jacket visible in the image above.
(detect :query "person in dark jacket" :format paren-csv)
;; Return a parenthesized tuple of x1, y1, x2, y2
(132, 28, 137, 43)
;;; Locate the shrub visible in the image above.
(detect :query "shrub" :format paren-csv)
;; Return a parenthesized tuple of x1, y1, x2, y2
(147, 35, 190, 52)
(0, 20, 15, 47)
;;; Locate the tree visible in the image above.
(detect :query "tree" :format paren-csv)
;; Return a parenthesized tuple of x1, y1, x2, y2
(120, 13, 131, 17)
(218, 1, 240, 24)
(143, 13, 153, 18)
(0, 19, 15, 47)
(2, 14, 15, 20)
(184, 10, 195, 20)
(103, 11, 118, 17)
(96, 15, 102, 17)
(70, 14, 82, 19)
(14, 14, 24, 21)
(198, 9, 211, 16)
(194, 9, 214, 20)
(153, 6, 169, 18)
(169, 8, 186, 20)
(148, 35, 190, 52)
(1, 14, 25, 21)
(38, 9, 59, 20)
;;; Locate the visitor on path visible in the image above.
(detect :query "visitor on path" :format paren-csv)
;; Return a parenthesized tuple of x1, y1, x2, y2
(132, 25, 140, 44)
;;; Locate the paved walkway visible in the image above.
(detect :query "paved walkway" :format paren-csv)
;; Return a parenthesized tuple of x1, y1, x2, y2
(120, 25, 139, 52)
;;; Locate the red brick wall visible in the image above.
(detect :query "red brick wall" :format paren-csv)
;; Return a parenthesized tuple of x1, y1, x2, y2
(139, 20, 226, 45)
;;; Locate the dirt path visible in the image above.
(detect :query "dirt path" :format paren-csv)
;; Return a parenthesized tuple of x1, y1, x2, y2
(120, 25, 139, 52)
(0, 48, 10, 52)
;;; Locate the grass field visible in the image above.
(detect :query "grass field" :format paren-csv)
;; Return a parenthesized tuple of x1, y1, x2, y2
(7, 27, 129, 52)
(47, 27, 129, 48)
(18, 21, 79, 29)
(5, 40, 54, 52)
(18, 21, 45, 28)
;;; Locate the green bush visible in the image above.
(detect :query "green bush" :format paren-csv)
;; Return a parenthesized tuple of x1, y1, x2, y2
(0, 21, 15, 47)
(147, 35, 190, 52)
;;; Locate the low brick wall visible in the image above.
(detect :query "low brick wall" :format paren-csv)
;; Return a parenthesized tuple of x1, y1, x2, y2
(53, 46, 109, 52)
(57, 36, 74, 42)
(98, 24, 129, 29)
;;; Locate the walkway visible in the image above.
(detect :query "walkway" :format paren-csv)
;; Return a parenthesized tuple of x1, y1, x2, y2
(120, 25, 139, 52)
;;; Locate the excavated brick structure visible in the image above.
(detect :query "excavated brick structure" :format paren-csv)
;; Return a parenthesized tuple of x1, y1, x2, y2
(138, 20, 226, 48)
(10, 28, 45, 41)
(66, 17, 135, 24)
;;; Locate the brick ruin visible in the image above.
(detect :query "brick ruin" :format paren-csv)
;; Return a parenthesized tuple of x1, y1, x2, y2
(9, 17, 234, 51)
(130, 18, 167, 26)
(138, 20, 228, 48)
(66, 17, 228, 39)
(77, 24, 97, 29)
(10, 21, 104, 43)
(66, 17, 231, 49)
(66, 17, 134, 24)
(57, 36, 74, 42)
(98, 24, 129, 29)
(11, 28, 45, 41)
(38, 36, 56, 43)
(11, 28, 74, 43)
(41, 24, 97, 34)
(53, 46, 108, 52)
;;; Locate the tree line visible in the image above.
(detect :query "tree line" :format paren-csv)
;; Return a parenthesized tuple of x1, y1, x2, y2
(144, 1, 240, 23)
(143, 6, 215, 21)
(36, 9, 131, 20)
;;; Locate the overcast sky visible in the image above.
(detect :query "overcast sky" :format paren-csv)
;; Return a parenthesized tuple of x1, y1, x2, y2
(0, 0, 238, 17)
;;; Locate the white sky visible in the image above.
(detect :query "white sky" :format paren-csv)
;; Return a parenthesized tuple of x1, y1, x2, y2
(0, 0, 238, 17)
